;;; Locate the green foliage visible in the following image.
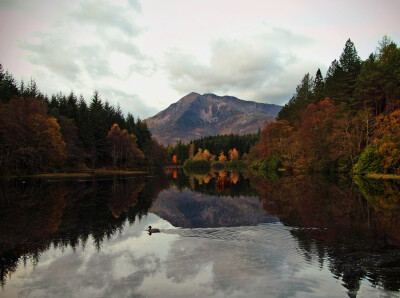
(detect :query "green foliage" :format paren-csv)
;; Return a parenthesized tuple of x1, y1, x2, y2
(169, 133, 259, 165)
(0, 64, 19, 103)
(353, 175, 384, 204)
(259, 169, 281, 181)
(211, 161, 225, 170)
(183, 158, 211, 171)
(190, 133, 260, 158)
(225, 160, 247, 171)
(259, 156, 282, 171)
(353, 144, 383, 174)
(277, 73, 314, 125)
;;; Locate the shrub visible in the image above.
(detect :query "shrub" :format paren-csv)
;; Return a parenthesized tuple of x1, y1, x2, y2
(353, 144, 384, 174)
(183, 159, 211, 171)
(211, 161, 225, 170)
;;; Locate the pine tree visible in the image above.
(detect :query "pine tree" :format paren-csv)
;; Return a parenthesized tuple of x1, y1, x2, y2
(313, 68, 324, 102)
(0, 65, 18, 103)
(126, 113, 135, 134)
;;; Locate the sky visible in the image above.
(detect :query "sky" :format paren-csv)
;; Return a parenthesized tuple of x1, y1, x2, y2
(1, 0, 399, 118)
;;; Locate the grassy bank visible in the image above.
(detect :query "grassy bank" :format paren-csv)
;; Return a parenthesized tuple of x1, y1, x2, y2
(366, 173, 400, 180)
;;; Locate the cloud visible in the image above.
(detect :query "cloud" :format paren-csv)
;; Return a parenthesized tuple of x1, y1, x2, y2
(100, 87, 159, 118)
(128, 0, 142, 12)
(164, 27, 317, 105)
(71, 0, 142, 37)
(20, 33, 82, 81)
(14, 0, 156, 115)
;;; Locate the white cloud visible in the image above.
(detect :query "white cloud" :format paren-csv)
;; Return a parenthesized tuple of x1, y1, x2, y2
(71, 0, 143, 37)
(164, 28, 317, 105)
(1, 0, 399, 117)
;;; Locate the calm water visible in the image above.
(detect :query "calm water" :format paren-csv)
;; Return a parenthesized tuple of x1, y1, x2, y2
(1, 170, 400, 297)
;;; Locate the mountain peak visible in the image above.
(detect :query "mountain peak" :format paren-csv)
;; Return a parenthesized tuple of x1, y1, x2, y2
(145, 93, 282, 145)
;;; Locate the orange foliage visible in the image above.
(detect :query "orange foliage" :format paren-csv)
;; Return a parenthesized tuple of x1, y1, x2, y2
(228, 148, 240, 161)
(373, 110, 400, 173)
(107, 123, 144, 168)
(194, 148, 216, 162)
(218, 151, 227, 162)
(0, 97, 66, 172)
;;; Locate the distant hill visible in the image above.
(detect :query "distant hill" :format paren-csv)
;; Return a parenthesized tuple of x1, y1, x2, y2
(145, 92, 281, 145)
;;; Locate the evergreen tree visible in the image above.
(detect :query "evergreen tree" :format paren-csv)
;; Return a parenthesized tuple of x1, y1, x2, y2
(339, 39, 362, 102)
(89, 91, 109, 166)
(376, 36, 400, 107)
(354, 54, 383, 113)
(313, 68, 324, 102)
(277, 73, 314, 125)
(126, 113, 135, 134)
(0, 65, 19, 103)
(324, 59, 343, 103)
(66, 91, 78, 120)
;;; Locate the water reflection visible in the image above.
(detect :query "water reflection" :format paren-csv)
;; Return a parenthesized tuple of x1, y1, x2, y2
(0, 175, 168, 288)
(155, 169, 275, 228)
(250, 173, 400, 296)
(0, 171, 400, 297)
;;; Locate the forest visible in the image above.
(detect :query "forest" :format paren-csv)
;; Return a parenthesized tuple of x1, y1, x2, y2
(0, 68, 169, 175)
(168, 133, 260, 165)
(248, 36, 400, 175)
(1, 36, 399, 176)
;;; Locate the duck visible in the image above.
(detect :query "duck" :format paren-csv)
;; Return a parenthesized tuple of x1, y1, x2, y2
(148, 226, 160, 233)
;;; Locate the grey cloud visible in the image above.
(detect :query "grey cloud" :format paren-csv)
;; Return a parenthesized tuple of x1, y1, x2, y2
(108, 37, 144, 58)
(17, 0, 153, 86)
(0, 0, 66, 11)
(78, 44, 113, 79)
(101, 87, 159, 118)
(20, 34, 81, 81)
(128, 0, 142, 12)
(164, 28, 317, 105)
(71, 0, 142, 37)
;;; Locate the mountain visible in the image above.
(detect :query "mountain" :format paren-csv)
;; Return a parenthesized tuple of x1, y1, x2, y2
(150, 187, 279, 228)
(145, 92, 282, 145)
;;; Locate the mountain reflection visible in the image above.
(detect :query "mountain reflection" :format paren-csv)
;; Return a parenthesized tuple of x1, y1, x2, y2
(1, 171, 400, 297)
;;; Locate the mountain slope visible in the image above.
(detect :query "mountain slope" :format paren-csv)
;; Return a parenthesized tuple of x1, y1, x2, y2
(145, 93, 281, 145)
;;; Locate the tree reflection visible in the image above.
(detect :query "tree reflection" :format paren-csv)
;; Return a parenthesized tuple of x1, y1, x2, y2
(168, 169, 259, 197)
(0, 174, 168, 287)
(251, 173, 400, 296)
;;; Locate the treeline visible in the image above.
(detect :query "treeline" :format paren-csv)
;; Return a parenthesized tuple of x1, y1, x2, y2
(0, 65, 169, 174)
(169, 133, 260, 164)
(249, 36, 400, 174)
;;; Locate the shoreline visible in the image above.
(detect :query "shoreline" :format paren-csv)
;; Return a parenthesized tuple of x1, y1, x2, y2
(2, 169, 148, 179)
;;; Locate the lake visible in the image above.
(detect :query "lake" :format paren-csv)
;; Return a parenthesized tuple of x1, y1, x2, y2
(1, 170, 400, 297)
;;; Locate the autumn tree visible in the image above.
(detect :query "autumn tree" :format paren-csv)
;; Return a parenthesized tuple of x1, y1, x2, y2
(188, 143, 195, 159)
(194, 148, 204, 159)
(373, 110, 400, 173)
(298, 98, 335, 171)
(107, 123, 144, 168)
(218, 151, 227, 162)
(0, 97, 66, 173)
(228, 148, 240, 161)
